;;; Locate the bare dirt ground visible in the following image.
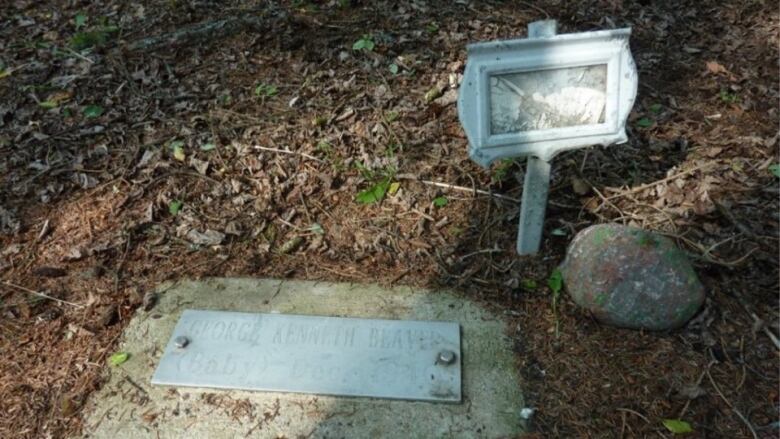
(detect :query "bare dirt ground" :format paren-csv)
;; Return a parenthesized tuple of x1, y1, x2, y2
(0, 1, 778, 437)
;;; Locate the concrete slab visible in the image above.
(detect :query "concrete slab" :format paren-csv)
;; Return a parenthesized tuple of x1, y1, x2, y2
(80, 278, 525, 438)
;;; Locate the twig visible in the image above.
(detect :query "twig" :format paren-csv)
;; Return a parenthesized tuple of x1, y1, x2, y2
(459, 246, 503, 261)
(253, 145, 325, 163)
(615, 407, 650, 424)
(678, 365, 712, 419)
(2, 281, 84, 308)
(605, 163, 716, 201)
(397, 176, 519, 203)
(728, 289, 780, 351)
(705, 369, 758, 439)
(61, 46, 94, 64)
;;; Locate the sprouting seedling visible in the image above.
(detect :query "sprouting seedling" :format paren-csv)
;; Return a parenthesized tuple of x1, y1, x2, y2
(352, 35, 375, 52)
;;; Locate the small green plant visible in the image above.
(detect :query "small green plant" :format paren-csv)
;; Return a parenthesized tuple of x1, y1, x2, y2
(388, 63, 399, 75)
(356, 177, 391, 204)
(649, 103, 662, 113)
(426, 22, 439, 34)
(769, 163, 780, 178)
(70, 24, 118, 50)
(169, 140, 186, 161)
(354, 162, 396, 205)
(432, 196, 448, 207)
(718, 90, 738, 104)
(82, 104, 103, 118)
(492, 158, 515, 182)
(168, 200, 183, 216)
(520, 279, 537, 290)
(352, 35, 375, 51)
(74, 13, 87, 30)
(636, 117, 653, 128)
(548, 268, 563, 336)
(254, 83, 278, 97)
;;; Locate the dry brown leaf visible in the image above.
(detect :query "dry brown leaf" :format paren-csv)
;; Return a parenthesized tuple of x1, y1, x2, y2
(705, 60, 728, 75)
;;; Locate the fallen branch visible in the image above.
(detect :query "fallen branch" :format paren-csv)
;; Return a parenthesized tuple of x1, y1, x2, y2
(125, 7, 286, 52)
(2, 281, 84, 308)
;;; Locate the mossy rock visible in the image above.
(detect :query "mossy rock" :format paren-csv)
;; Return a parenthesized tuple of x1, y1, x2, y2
(560, 224, 705, 330)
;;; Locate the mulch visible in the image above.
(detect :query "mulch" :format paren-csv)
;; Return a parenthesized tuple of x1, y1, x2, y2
(0, 0, 777, 437)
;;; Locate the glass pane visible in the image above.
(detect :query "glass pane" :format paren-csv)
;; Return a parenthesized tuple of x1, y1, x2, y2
(489, 64, 607, 135)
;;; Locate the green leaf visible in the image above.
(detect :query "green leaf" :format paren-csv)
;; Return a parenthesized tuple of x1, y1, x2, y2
(636, 117, 653, 128)
(200, 142, 216, 151)
(520, 279, 537, 290)
(389, 63, 399, 75)
(388, 181, 400, 195)
(170, 140, 186, 161)
(75, 13, 87, 30)
(649, 103, 662, 113)
(168, 200, 183, 216)
(307, 223, 325, 235)
(254, 83, 278, 97)
(385, 111, 399, 122)
(550, 228, 568, 236)
(82, 104, 103, 118)
(352, 35, 375, 51)
(662, 419, 693, 434)
(356, 178, 390, 204)
(769, 164, 780, 178)
(70, 28, 113, 50)
(547, 268, 563, 295)
(432, 196, 448, 207)
(0, 68, 9, 80)
(39, 100, 58, 109)
(109, 352, 129, 366)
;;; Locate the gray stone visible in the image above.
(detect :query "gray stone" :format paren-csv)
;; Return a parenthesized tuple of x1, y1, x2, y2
(79, 278, 525, 438)
(561, 224, 705, 330)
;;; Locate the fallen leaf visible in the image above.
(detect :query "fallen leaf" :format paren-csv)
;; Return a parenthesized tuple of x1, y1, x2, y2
(433, 196, 448, 207)
(109, 352, 129, 366)
(636, 117, 654, 128)
(424, 85, 443, 103)
(703, 147, 723, 158)
(705, 61, 727, 75)
(662, 419, 693, 434)
(186, 229, 225, 246)
(170, 140, 186, 161)
(82, 104, 103, 118)
(277, 236, 303, 254)
(571, 177, 590, 195)
(388, 182, 401, 195)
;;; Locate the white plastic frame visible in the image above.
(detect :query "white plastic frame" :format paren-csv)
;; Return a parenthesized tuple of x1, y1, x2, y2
(458, 28, 637, 166)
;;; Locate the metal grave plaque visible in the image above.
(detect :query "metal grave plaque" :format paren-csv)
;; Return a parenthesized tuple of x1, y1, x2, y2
(152, 310, 462, 402)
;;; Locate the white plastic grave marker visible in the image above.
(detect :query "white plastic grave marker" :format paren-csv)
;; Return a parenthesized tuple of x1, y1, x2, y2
(458, 20, 637, 254)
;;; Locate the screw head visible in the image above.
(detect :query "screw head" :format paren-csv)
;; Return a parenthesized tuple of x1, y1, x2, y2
(437, 349, 457, 365)
(174, 336, 190, 349)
